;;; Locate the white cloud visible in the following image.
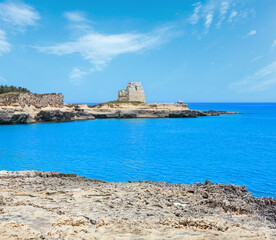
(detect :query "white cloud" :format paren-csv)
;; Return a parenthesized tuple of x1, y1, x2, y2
(202, 1, 215, 30)
(0, 29, 11, 56)
(246, 29, 257, 37)
(188, 0, 254, 31)
(228, 11, 238, 22)
(189, 2, 202, 25)
(205, 13, 213, 29)
(0, 0, 40, 27)
(189, 0, 230, 30)
(69, 67, 90, 83)
(63, 11, 92, 33)
(230, 61, 276, 92)
(64, 11, 87, 22)
(217, 1, 230, 27)
(36, 26, 175, 75)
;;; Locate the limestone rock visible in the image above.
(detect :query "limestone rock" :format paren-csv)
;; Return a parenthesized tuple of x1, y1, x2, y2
(35, 109, 95, 122)
(0, 109, 35, 124)
(0, 170, 275, 239)
(169, 110, 207, 118)
(0, 93, 64, 108)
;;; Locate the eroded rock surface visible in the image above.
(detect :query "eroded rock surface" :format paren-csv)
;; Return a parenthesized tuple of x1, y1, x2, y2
(0, 106, 95, 124)
(0, 93, 64, 108)
(0, 99, 239, 124)
(0, 171, 275, 239)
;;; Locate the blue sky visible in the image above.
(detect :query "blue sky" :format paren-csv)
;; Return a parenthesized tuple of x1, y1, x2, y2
(0, 0, 276, 103)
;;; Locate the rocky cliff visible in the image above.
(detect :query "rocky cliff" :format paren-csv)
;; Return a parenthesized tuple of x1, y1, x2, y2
(0, 93, 64, 108)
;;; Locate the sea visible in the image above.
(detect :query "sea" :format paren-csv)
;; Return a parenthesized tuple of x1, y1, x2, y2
(0, 103, 275, 198)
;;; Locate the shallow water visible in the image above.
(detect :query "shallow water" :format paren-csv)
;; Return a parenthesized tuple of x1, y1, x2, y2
(0, 103, 275, 198)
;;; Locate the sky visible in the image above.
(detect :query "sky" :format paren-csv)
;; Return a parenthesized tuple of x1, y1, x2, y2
(0, 0, 276, 103)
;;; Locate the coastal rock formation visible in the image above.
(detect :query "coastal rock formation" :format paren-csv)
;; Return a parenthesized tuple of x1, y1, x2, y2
(0, 106, 95, 124)
(0, 108, 35, 124)
(0, 93, 64, 108)
(0, 88, 239, 124)
(118, 82, 146, 103)
(88, 103, 238, 119)
(94, 102, 189, 110)
(0, 171, 275, 239)
(0, 102, 238, 124)
(35, 109, 95, 122)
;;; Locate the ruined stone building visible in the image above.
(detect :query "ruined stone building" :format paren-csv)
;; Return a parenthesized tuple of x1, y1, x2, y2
(117, 82, 146, 103)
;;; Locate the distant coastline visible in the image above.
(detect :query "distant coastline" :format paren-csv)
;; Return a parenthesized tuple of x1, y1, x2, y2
(0, 82, 239, 124)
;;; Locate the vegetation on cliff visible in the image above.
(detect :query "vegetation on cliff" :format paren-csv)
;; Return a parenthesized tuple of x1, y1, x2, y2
(0, 85, 31, 94)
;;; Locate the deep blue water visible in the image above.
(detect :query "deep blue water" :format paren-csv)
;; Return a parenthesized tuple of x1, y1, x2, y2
(0, 103, 275, 198)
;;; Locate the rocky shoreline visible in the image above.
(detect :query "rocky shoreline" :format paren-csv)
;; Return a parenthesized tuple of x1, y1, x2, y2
(0, 91, 240, 124)
(0, 87, 240, 124)
(0, 171, 275, 239)
(0, 103, 239, 124)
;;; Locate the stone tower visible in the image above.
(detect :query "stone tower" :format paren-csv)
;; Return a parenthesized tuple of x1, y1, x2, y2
(117, 82, 146, 103)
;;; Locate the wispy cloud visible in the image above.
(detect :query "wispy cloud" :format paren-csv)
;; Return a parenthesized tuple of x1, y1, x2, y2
(217, 1, 230, 27)
(230, 61, 276, 92)
(64, 11, 87, 22)
(205, 13, 213, 30)
(0, 1, 40, 56)
(0, 0, 40, 28)
(189, 0, 254, 31)
(63, 11, 92, 33)
(246, 29, 257, 37)
(189, 2, 202, 25)
(69, 67, 90, 84)
(228, 10, 238, 22)
(0, 29, 11, 56)
(36, 25, 176, 81)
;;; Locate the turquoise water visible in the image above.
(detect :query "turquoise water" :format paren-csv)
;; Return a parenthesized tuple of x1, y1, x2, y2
(0, 103, 275, 198)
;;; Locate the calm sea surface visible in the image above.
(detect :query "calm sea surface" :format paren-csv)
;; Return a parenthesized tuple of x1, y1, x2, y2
(0, 103, 275, 198)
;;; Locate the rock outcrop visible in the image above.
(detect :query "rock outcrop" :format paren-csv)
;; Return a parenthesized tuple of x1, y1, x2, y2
(0, 103, 238, 124)
(0, 108, 35, 124)
(35, 109, 95, 122)
(0, 90, 239, 124)
(94, 102, 189, 110)
(0, 106, 95, 124)
(0, 93, 64, 108)
(0, 171, 275, 239)
(88, 103, 238, 119)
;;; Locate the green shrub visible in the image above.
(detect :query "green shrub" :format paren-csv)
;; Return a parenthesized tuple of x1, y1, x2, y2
(0, 85, 31, 94)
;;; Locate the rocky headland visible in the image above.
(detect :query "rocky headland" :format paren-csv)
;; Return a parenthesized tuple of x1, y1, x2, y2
(87, 102, 239, 119)
(0, 93, 239, 124)
(0, 171, 275, 239)
(0, 83, 240, 124)
(0, 92, 95, 124)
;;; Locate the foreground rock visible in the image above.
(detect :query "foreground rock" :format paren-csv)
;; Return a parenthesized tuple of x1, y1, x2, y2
(0, 171, 275, 239)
